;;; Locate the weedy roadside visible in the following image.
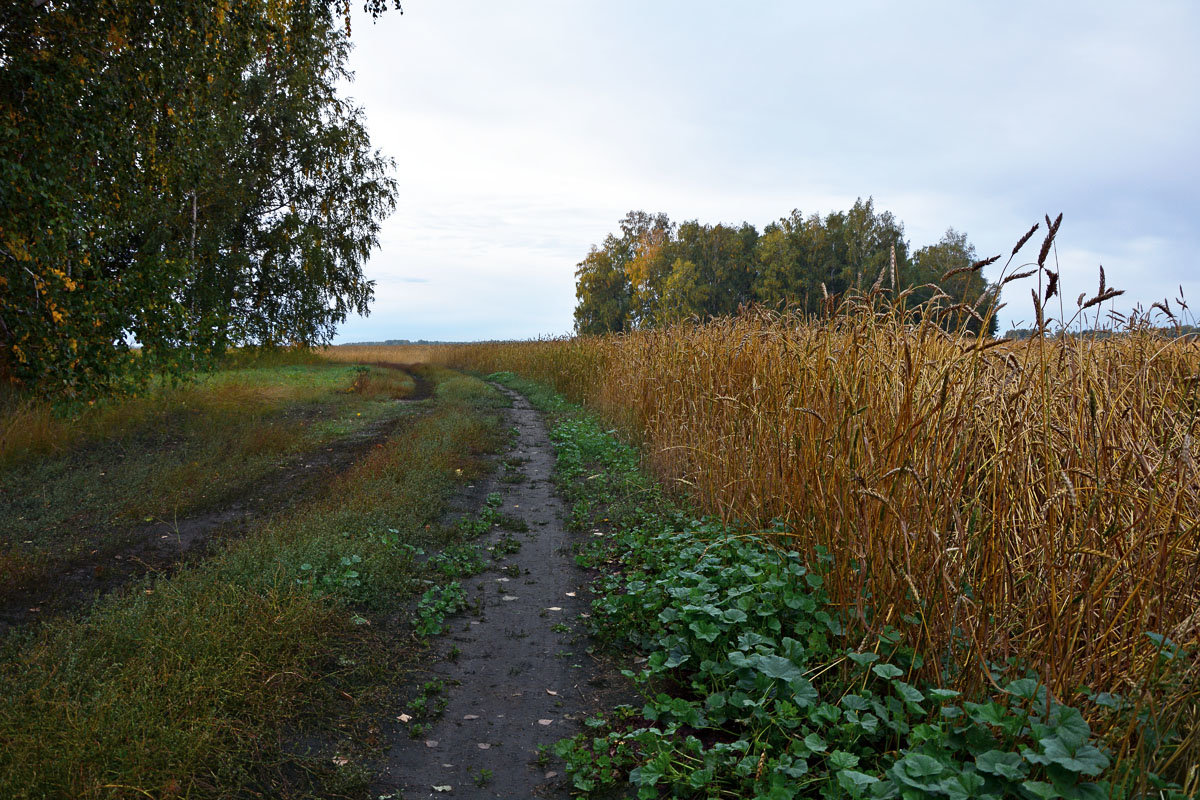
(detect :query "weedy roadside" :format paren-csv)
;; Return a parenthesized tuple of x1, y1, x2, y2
(0, 360, 419, 603)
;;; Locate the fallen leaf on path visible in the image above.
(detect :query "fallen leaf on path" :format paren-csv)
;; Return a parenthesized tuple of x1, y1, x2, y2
(545, 771, 558, 779)
(463, 714, 479, 720)
(477, 743, 490, 749)
(537, 719, 553, 726)
(425, 740, 439, 748)
(565, 592, 576, 597)
(546, 689, 558, 696)
(546, 607, 562, 611)
(397, 713, 412, 723)
(432, 786, 452, 793)
(502, 595, 518, 601)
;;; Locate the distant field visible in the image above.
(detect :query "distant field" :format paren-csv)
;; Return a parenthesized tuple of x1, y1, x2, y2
(357, 311, 1200, 776)
(322, 343, 440, 365)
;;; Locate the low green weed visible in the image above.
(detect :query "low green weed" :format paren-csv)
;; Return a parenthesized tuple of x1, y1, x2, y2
(403, 679, 449, 740)
(429, 544, 487, 578)
(455, 490, 529, 538)
(492, 533, 522, 557)
(414, 582, 469, 637)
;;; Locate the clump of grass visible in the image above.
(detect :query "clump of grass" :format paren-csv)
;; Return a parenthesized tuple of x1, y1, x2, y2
(0, 360, 357, 467)
(0, 362, 419, 593)
(430, 227, 1200, 784)
(346, 365, 417, 399)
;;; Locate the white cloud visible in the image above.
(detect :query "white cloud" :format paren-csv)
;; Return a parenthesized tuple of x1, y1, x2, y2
(334, 0, 1200, 342)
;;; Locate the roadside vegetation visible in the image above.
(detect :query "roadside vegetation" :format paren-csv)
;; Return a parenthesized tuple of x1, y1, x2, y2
(0, 363, 510, 799)
(0, 355, 418, 600)
(487, 372, 1195, 798)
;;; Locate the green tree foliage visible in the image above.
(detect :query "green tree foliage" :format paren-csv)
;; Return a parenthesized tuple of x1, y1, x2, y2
(0, 0, 397, 397)
(574, 198, 1000, 334)
(910, 228, 1000, 336)
(574, 211, 671, 334)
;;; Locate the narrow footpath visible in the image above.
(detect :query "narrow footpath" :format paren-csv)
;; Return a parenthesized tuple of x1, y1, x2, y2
(372, 386, 629, 799)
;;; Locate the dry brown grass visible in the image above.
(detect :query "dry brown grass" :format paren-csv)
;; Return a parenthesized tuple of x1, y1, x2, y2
(346, 365, 418, 399)
(0, 356, 344, 467)
(417, 308, 1199, 772)
(321, 343, 439, 365)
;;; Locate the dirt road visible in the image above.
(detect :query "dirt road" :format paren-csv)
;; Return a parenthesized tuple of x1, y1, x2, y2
(372, 385, 629, 799)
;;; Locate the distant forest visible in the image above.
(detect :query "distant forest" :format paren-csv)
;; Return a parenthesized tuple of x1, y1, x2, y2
(574, 198, 998, 336)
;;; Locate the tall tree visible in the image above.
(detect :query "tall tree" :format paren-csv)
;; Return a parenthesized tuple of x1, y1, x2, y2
(574, 242, 632, 335)
(0, 0, 396, 397)
(673, 220, 758, 319)
(910, 228, 999, 335)
(573, 211, 671, 334)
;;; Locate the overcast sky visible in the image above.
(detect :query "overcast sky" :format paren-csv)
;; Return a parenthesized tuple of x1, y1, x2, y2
(333, 1, 1200, 342)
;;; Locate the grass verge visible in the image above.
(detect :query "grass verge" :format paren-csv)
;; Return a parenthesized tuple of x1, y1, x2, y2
(486, 372, 1195, 800)
(0, 366, 508, 799)
(0, 362, 417, 595)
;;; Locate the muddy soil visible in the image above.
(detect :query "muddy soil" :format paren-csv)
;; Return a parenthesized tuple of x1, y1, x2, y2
(0, 372, 433, 636)
(371, 385, 635, 799)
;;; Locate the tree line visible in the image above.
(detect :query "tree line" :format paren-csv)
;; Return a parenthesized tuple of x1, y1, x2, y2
(574, 199, 999, 336)
(1, 0, 398, 397)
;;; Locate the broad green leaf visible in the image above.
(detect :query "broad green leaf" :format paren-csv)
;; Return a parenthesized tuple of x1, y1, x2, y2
(836, 769, 879, 797)
(872, 663, 904, 680)
(1035, 739, 1110, 776)
(753, 654, 804, 682)
(896, 753, 945, 778)
(1005, 678, 1042, 700)
(894, 681, 926, 709)
(976, 750, 1026, 780)
(691, 618, 715, 642)
(848, 651, 880, 666)
(1021, 780, 1061, 800)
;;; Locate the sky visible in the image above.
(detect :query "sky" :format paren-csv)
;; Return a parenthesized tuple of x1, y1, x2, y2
(332, 1, 1200, 342)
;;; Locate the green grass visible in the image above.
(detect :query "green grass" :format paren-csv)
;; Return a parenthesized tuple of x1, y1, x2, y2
(485, 372, 1193, 800)
(0, 362, 421, 593)
(0, 366, 508, 799)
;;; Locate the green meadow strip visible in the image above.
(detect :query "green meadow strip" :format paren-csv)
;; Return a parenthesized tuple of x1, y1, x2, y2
(0, 370, 507, 799)
(484, 372, 1189, 800)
